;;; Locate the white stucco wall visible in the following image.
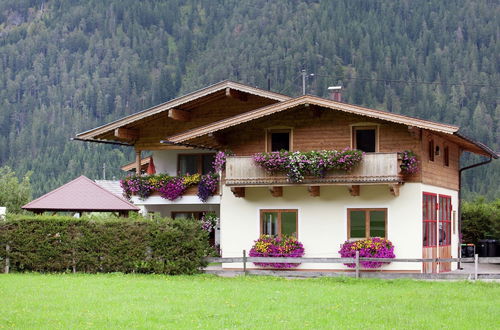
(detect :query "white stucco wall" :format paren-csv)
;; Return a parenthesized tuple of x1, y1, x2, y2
(152, 149, 214, 175)
(220, 183, 458, 271)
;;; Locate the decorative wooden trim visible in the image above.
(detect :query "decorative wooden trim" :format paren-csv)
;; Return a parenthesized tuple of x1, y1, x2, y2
(231, 187, 245, 198)
(389, 184, 400, 197)
(308, 186, 320, 197)
(168, 108, 191, 122)
(225, 87, 248, 101)
(348, 185, 360, 196)
(114, 128, 139, 141)
(269, 186, 283, 197)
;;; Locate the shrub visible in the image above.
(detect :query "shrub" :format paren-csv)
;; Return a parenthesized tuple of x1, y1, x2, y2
(0, 214, 209, 275)
(399, 150, 419, 174)
(249, 235, 304, 268)
(253, 148, 364, 183)
(338, 238, 395, 269)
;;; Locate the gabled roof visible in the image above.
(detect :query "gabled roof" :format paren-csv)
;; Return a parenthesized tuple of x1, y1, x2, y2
(75, 80, 290, 142)
(166, 95, 498, 158)
(22, 176, 139, 212)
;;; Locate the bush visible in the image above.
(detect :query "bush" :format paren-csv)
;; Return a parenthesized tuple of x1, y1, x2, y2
(462, 198, 500, 244)
(0, 214, 209, 274)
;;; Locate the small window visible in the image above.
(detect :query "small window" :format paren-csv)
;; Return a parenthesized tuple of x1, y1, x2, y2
(428, 140, 435, 162)
(443, 146, 449, 167)
(353, 126, 377, 152)
(178, 153, 215, 176)
(261, 209, 297, 238)
(268, 129, 291, 151)
(347, 208, 387, 239)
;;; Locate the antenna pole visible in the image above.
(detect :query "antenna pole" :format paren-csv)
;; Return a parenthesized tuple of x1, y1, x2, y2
(301, 69, 306, 95)
(103, 163, 106, 180)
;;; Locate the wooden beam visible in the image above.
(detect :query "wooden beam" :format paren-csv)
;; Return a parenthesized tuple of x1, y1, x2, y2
(114, 128, 139, 141)
(225, 87, 248, 101)
(168, 108, 191, 121)
(348, 185, 360, 196)
(308, 186, 320, 197)
(389, 184, 400, 197)
(135, 150, 142, 176)
(231, 187, 245, 198)
(269, 186, 283, 197)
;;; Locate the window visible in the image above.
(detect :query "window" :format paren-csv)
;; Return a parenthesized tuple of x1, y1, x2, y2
(347, 208, 387, 239)
(423, 193, 437, 247)
(178, 153, 215, 176)
(352, 126, 377, 152)
(260, 209, 297, 238)
(443, 146, 449, 167)
(267, 129, 291, 151)
(428, 140, 435, 161)
(439, 195, 452, 246)
(171, 211, 204, 220)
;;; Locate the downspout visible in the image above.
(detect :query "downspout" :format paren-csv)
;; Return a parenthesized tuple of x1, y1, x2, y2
(457, 156, 492, 269)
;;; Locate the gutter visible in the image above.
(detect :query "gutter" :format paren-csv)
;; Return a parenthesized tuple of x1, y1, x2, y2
(457, 156, 493, 269)
(70, 137, 133, 147)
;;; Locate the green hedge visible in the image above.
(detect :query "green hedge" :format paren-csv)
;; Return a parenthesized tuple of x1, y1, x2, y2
(0, 215, 209, 274)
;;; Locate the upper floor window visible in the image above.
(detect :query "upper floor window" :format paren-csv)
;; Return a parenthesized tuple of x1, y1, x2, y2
(178, 153, 215, 176)
(428, 140, 435, 162)
(267, 129, 291, 152)
(443, 146, 449, 167)
(352, 126, 377, 152)
(348, 208, 387, 239)
(261, 209, 298, 238)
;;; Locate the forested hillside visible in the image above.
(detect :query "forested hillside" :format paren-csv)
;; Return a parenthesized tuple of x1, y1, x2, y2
(0, 0, 498, 198)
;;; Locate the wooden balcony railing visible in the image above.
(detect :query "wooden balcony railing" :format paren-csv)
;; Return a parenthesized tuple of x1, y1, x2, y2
(225, 153, 402, 186)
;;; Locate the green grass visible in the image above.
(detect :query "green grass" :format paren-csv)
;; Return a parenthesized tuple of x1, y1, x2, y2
(1, 274, 499, 329)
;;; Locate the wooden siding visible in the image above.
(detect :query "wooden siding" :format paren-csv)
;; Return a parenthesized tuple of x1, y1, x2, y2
(420, 131, 460, 190)
(225, 153, 401, 186)
(133, 95, 276, 150)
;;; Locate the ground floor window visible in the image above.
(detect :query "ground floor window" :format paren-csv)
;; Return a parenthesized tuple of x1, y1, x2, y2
(260, 209, 298, 238)
(439, 195, 452, 246)
(171, 211, 204, 220)
(423, 193, 437, 247)
(347, 208, 387, 239)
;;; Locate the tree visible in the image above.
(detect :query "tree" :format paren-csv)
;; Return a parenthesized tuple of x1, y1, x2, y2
(0, 166, 32, 213)
(461, 198, 500, 245)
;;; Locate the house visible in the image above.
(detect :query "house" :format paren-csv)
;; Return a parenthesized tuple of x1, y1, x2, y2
(75, 80, 498, 273)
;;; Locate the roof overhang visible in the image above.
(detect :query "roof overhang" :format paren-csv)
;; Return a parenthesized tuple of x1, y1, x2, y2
(74, 80, 290, 144)
(165, 95, 498, 158)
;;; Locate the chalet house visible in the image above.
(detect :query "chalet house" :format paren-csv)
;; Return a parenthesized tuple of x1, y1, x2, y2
(75, 80, 498, 273)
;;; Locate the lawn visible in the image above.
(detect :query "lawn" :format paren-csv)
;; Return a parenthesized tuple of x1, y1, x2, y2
(1, 274, 499, 329)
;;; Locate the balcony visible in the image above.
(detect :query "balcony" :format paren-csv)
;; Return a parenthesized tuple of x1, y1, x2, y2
(225, 153, 402, 197)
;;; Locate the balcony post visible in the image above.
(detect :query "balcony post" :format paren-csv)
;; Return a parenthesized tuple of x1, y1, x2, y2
(135, 149, 141, 176)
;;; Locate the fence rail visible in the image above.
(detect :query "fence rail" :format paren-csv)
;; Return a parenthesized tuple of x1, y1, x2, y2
(205, 251, 500, 280)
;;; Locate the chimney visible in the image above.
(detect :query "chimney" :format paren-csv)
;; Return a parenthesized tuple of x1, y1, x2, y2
(328, 86, 342, 102)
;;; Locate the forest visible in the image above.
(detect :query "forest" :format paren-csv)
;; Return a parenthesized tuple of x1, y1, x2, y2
(0, 0, 498, 198)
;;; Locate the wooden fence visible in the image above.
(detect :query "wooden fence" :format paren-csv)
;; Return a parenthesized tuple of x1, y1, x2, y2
(205, 250, 500, 280)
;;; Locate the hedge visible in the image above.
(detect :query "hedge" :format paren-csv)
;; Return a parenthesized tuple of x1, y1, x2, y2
(0, 214, 209, 274)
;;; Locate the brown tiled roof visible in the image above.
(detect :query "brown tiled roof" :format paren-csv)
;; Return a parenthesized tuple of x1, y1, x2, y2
(22, 176, 139, 212)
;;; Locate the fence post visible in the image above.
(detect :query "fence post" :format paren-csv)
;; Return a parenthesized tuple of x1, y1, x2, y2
(5, 244, 10, 274)
(474, 254, 478, 281)
(243, 249, 247, 275)
(355, 251, 360, 279)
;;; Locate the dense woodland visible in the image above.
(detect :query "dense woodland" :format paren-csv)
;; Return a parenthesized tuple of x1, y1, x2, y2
(0, 0, 498, 198)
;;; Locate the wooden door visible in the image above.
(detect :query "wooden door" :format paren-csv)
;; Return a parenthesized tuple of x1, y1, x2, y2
(422, 193, 438, 273)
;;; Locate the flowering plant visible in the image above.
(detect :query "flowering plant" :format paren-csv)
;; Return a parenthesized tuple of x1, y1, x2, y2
(249, 235, 305, 268)
(212, 150, 233, 172)
(200, 212, 219, 232)
(253, 148, 364, 183)
(120, 174, 172, 199)
(182, 173, 201, 186)
(197, 173, 219, 202)
(157, 177, 186, 201)
(399, 150, 418, 174)
(338, 237, 395, 269)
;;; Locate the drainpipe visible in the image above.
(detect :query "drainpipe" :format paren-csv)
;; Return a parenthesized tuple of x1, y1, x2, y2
(457, 156, 492, 269)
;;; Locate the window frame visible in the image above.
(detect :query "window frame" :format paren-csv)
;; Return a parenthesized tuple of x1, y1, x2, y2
(428, 139, 435, 162)
(423, 192, 437, 247)
(443, 145, 450, 167)
(438, 194, 452, 246)
(266, 128, 293, 152)
(171, 211, 205, 220)
(177, 153, 216, 176)
(260, 209, 298, 238)
(347, 208, 387, 239)
(351, 124, 379, 152)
